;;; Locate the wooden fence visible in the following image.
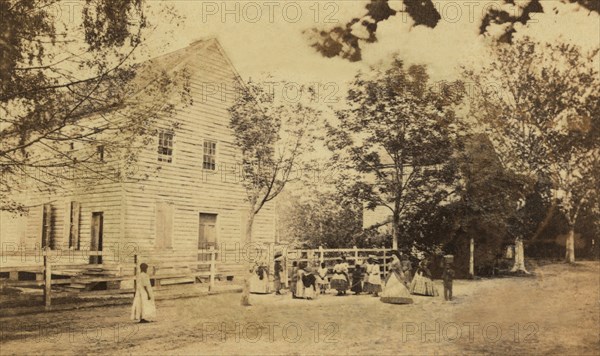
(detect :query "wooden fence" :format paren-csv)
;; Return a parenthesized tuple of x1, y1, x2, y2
(0, 248, 218, 309)
(281, 246, 394, 285)
(1, 245, 393, 309)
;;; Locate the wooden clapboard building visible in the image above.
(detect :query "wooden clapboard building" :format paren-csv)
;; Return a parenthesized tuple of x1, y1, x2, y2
(0, 38, 276, 283)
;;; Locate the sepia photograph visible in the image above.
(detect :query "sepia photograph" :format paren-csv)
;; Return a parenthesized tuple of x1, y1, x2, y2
(0, 0, 599, 355)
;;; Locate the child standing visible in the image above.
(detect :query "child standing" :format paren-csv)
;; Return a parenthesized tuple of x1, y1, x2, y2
(442, 263, 455, 301)
(317, 262, 329, 294)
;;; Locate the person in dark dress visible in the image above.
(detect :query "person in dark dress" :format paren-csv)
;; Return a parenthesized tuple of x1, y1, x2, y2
(350, 260, 364, 295)
(400, 254, 413, 287)
(290, 261, 298, 298)
(273, 257, 284, 295)
(302, 266, 317, 300)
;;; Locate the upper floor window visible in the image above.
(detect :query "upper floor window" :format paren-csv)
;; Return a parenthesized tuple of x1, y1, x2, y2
(158, 131, 173, 163)
(203, 140, 217, 170)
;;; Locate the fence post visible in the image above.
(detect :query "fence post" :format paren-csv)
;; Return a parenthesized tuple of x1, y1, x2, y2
(353, 246, 358, 264)
(283, 253, 289, 288)
(43, 249, 52, 310)
(319, 246, 324, 264)
(154, 266, 161, 290)
(383, 249, 388, 279)
(209, 247, 216, 292)
(133, 254, 138, 291)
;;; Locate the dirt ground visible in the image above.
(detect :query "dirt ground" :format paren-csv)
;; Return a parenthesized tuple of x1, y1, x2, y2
(1, 261, 598, 355)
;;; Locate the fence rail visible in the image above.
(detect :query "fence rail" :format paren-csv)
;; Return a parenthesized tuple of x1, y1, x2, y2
(0, 248, 218, 310)
(1, 245, 393, 310)
(285, 245, 393, 269)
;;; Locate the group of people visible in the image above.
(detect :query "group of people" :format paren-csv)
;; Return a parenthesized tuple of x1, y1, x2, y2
(284, 252, 456, 304)
(129, 252, 456, 323)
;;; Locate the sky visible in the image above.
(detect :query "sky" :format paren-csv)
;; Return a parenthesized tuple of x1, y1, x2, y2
(143, 0, 599, 87)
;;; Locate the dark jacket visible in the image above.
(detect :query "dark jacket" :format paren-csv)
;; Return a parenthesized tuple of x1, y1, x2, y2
(442, 268, 455, 285)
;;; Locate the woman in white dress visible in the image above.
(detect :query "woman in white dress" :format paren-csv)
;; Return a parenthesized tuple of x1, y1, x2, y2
(131, 263, 156, 323)
(364, 256, 382, 297)
(249, 262, 270, 294)
(295, 264, 306, 298)
(380, 251, 414, 304)
(329, 258, 349, 295)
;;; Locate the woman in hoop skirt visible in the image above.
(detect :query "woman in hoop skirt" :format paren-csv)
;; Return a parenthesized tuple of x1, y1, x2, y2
(380, 251, 413, 304)
(409, 258, 438, 296)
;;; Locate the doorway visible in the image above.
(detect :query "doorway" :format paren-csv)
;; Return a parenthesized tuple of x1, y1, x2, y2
(198, 213, 217, 262)
(90, 212, 104, 264)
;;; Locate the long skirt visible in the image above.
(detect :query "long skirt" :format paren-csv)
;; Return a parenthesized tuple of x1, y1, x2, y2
(274, 277, 282, 292)
(364, 282, 382, 294)
(316, 276, 328, 290)
(409, 273, 438, 296)
(250, 274, 270, 294)
(403, 270, 413, 287)
(330, 274, 348, 291)
(290, 277, 297, 296)
(304, 285, 316, 299)
(350, 277, 363, 293)
(295, 280, 305, 298)
(380, 272, 413, 304)
(364, 269, 382, 293)
(131, 289, 156, 321)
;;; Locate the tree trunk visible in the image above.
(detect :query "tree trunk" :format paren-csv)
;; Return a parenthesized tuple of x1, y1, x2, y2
(469, 237, 475, 278)
(565, 227, 576, 263)
(392, 210, 399, 251)
(240, 210, 256, 306)
(510, 237, 529, 274)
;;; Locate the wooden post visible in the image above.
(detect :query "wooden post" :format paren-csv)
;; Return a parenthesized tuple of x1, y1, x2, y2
(283, 254, 289, 288)
(133, 254, 138, 291)
(383, 249, 388, 279)
(154, 266, 161, 290)
(353, 246, 358, 264)
(469, 237, 475, 278)
(209, 247, 216, 292)
(319, 246, 324, 264)
(43, 251, 51, 310)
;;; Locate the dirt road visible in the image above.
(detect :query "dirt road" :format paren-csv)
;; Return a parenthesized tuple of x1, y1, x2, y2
(1, 261, 598, 355)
